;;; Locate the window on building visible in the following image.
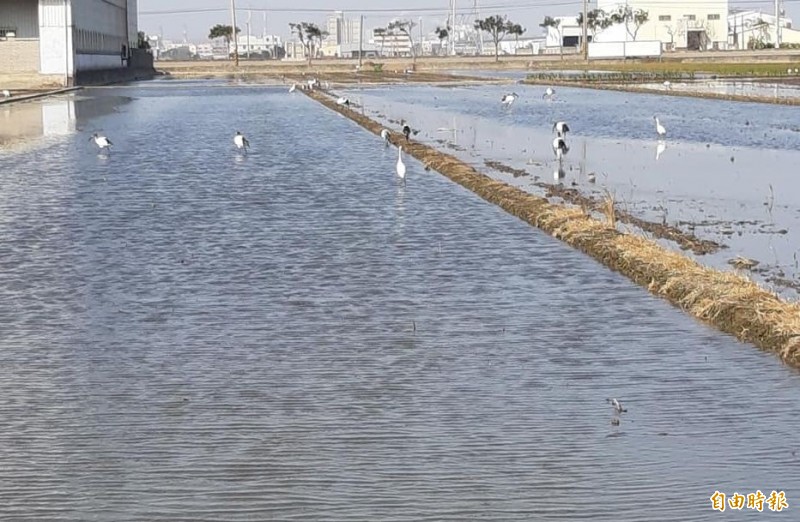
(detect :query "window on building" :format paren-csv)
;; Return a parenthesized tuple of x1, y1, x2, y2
(685, 15, 696, 21)
(707, 14, 720, 20)
(659, 15, 671, 22)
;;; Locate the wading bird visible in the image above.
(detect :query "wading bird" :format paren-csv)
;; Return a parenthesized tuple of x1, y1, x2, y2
(552, 136, 569, 161)
(553, 121, 570, 138)
(396, 146, 407, 181)
(380, 128, 390, 146)
(90, 133, 113, 151)
(543, 87, 555, 100)
(607, 398, 627, 415)
(663, 80, 672, 91)
(336, 96, 350, 106)
(401, 121, 418, 141)
(2, 89, 10, 98)
(654, 116, 667, 137)
(501, 92, 519, 107)
(288, 83, 297, 93)
(233, 131, 250, 152)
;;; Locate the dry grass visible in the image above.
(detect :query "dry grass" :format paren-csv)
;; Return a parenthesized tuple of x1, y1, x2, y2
(601, 190, 617, 230)
(304, 88, 800, 370)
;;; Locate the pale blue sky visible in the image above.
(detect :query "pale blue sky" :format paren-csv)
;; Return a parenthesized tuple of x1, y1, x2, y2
(138, 1, 795, 42)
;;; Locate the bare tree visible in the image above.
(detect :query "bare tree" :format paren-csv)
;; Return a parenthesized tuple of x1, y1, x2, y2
(475, 15, 526, 61)
(289, 22, 327, 65)
(540, 16, 562, 54)
(609, 6, 649, 41)
(388, 20, 417, 64)
(209, 24, 241, 57)
(435, 26, 450, 56)
(374, 27, 387, 57)
(576, 9, 613, 40)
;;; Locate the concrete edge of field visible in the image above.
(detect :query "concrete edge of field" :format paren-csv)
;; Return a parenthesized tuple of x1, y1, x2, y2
(301, 88, 800, 371)
(0, 87, 83, 106)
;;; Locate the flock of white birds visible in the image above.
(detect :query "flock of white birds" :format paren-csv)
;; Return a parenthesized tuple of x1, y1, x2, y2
(81, 82, 669, 188)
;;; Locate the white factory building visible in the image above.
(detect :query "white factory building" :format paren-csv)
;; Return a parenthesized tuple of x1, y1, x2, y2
(594, 0, 729, 50)
(0, 0, 138, 85)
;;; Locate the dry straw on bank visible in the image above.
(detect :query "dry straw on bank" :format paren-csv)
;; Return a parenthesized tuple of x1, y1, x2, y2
(305, 89, 800, 369)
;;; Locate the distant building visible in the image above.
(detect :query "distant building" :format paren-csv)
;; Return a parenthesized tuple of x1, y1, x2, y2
(283, 41, 307, 61)
(371, 28, 412, 57)
(594, 0, 729, 50)
(0, 0, 140, 85)
(230, 34, 283, 59)
(325, 11, 362, 46)
(728, 9, 800, 49)
(498, 37, 543, 56)
(543, 16, 584, 52)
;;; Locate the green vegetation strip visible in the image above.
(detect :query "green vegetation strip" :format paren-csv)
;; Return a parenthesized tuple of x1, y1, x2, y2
(304, 88, 800, 369)
(529, 61, 800, 77)
(523, 78, 800, 106)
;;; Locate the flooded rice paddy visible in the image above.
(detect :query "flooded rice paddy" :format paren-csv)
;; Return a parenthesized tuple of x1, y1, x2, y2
(1, 82, 799, 520)
(341, 82, 800, 297)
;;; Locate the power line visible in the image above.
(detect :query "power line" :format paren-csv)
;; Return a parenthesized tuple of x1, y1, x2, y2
(140, 1, 583, 17)
(141, 0, 800, 18)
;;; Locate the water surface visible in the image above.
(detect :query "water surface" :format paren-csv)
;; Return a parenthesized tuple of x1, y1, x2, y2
(1, 84, 798, 520)
(341, 83, 800, 297)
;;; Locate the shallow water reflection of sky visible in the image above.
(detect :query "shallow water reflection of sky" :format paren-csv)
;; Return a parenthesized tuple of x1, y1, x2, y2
(341, 83, 800, 297)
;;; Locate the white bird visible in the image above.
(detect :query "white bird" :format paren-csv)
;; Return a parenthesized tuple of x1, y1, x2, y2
(501, 92, 519, 106)
(552, 136, 569, 161)
(336, 96, 350, 106)
(607, 398, 627, 415)
(554, 166, 565, 181)
(89, 133, 113, 151)
(396, 146, 407, 181)
(654, 116, 666, 137)
(2, 89, 10, 98)
(288, 83, 297, 93)
(233, 131, 250, 151)
(380, 128, 390, 145)
(656, 140, 666, 161)
(553, 121, 570, 138)
(543, 87, 555, 100)
(663, 80, 672, 90)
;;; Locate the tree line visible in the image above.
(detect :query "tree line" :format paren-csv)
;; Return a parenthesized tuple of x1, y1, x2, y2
(207, 7, 652, 65)
(541, 6, 650, 43)
(207, 15, 527, 64)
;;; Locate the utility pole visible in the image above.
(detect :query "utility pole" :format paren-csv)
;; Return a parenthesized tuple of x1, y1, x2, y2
(451, 0, 456, 56)
(582, 0, 589, 60)
(246, 10, 251, 60)
(230, 0, 239, 66)
(359, 15, 364, 67)
(473, 0, 483, 55)
(775, 0, 781, 48)
(419, 16, 423, 57)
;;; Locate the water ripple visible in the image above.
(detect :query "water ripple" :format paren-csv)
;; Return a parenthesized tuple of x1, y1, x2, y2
(0, 83, 798, 520)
